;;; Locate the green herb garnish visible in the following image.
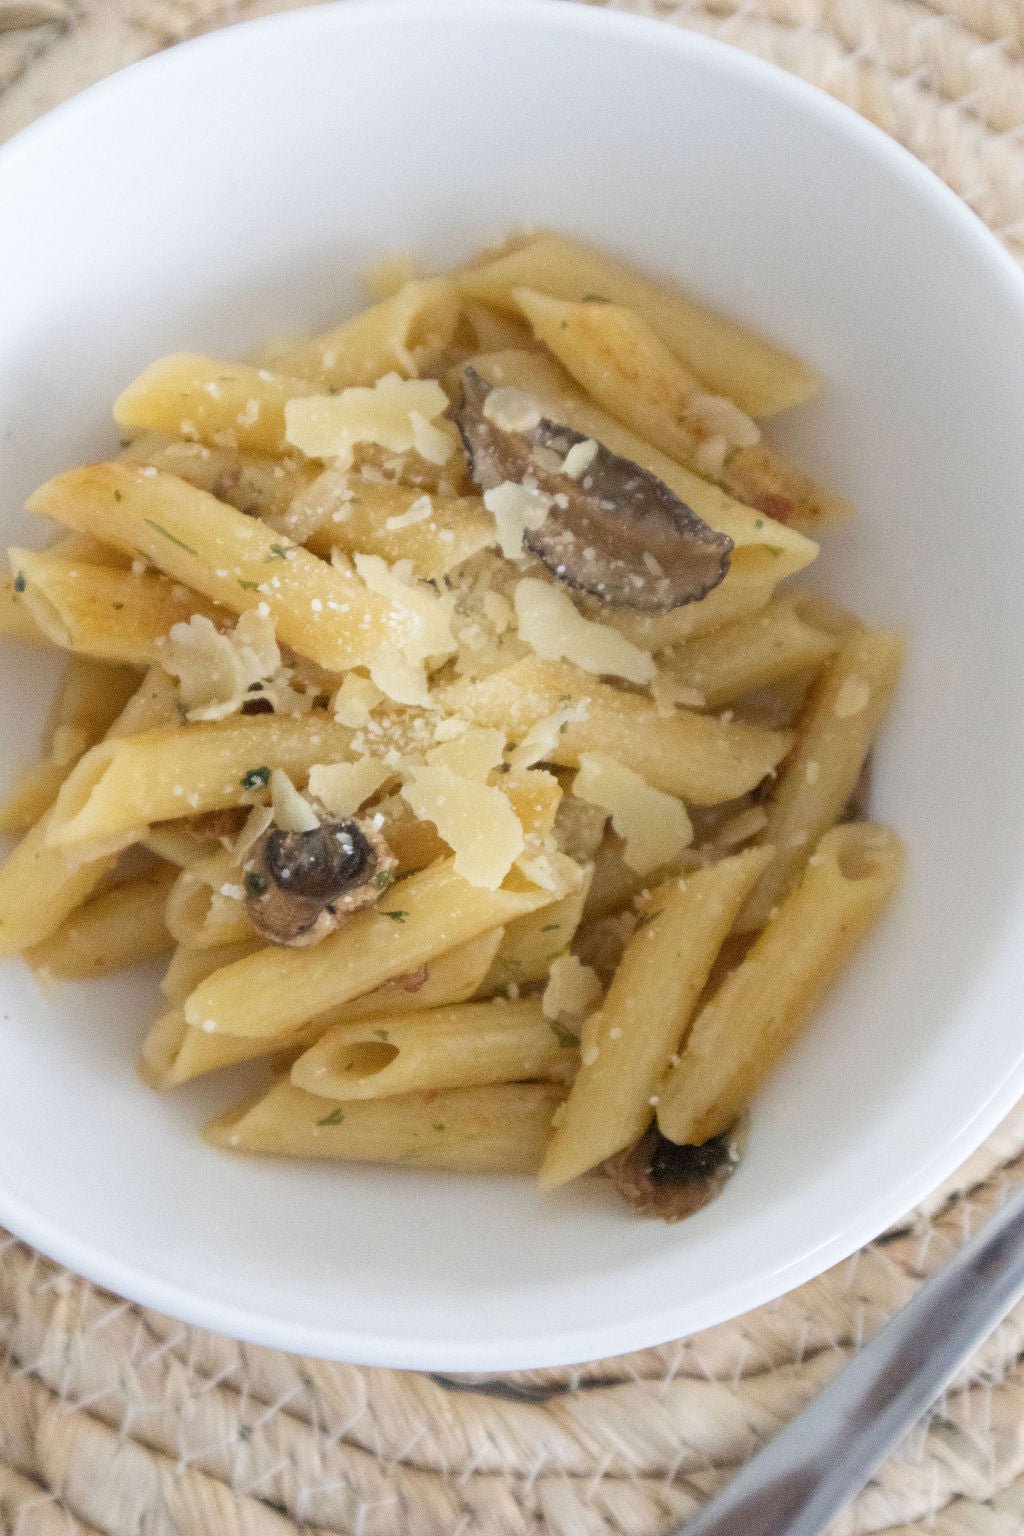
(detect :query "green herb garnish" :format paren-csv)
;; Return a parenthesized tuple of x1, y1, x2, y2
(634, 908, 664, 931)
(266, 543, 294, 560)
(144, 520, 198, 556)
(382, 910, 408, 923)
(540, 923, 560, 932)
(373, 1029, 390, 1041)
(13, 571, 25, 594)
(317, 1107, 345, 1126)
(238, 579, 261, 591)
(240, 765, 271, 790)
(432, 1123, 445, 1133)
(113, 489, 123, 502)
(549, 1021, 580, 1048)
(373, 868, 393, 890)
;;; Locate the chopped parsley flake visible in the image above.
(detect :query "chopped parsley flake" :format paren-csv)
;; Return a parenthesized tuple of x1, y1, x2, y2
(540, 923, 560, 932)
(634, 908, 664, 931)
(13, 571, 25, 594)
(119, 438, 133, 448)
(238, 579, 261, 591)
(382, 910, 408, 923)
(373, 1029, 390, 1041)
(432, 1123, 445, 1133)
(316, 1107, 345, 1126)
(144, 520, 198, 556)
(266, 543, 294, 560)
(549, 1021, 580, 1048)
(112, 601, 125, 610)
(240, 765, 271, 790)
(373, 868, 393, 890)
(243, 871, 268, 898)
(113, 489, 122, 502)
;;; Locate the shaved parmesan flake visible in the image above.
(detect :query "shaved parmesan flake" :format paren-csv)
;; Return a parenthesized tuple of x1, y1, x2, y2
(384, 494, 433, 531)
(483, 387, 542, 434)
(482, 590, 513, 634)
(427, 725, 505, 781)
(432, 715, 471, 743)
(331, 672, 384, 727)
(308, 758, 391, 818)
(402, 763, 524, 889)
(561, 438, 599, 479)
(271, 769, 320, 833)
(574, 753, 692, 874)
(509, 704, 581, 770)
(514, 578, 654, 684)
(369, 654, 431, 709)
(284, 373, 451, 464)
(410, 412, 455, 466)
(483, 482, 554, 559)
(542, 954, 602, 1021)
(162, 611, 281, 721)
(233, 804, 274, 859)
(354, 552, 457, 705)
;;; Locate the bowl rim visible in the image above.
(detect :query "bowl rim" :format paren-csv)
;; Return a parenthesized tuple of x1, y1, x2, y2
(1, 0, 1024, 1370)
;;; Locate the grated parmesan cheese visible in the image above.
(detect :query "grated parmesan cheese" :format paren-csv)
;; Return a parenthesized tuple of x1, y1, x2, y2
(426, 725, 505, 781)
(308, 758, 391, 818)
(401, 762, 524, 889)
(354, 552, 457, 707)
(509, 703, 582, 770)
(284, 373, 453, 466)
(331, 672, 385, 728)
(483, 482, 554, 559)
(482, 387, 543, 434)
(384, 494, 433, 531)
(161, 610, 280, 721)
(542, 953, 602, 1022)
(573, 752, 692, 875)
(270, 769, 320, 833)
(561, 439, 599, 479)
(514, 577, 654, 685)
(834, 675, 871, 718)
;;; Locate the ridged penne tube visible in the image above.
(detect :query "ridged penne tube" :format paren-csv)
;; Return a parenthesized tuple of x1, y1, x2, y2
(25, 864, 176, 978)
(296, 484, 495, 578)
(581, 832, 699, 923)
(45, 712, 358, 848)
(465, 351, 817, 575)
(204, 1079, 563, 1173)
(292, 998, 576, 1101)
(164, 856, 252, 949)
(28, 464, 394, 673)
(145, 929, 503, 1085)
(738, 629, 904, 930)
(455, 233, 819, 416)
(0, 810, 123, 955)
(479, 867, 593, 994)
(0, 658, 139, 833)
(114, 355, 321, 456)
(512, 289, 850, 530)
(118, 433, 317, 518)
(440, 658, 794, 804)
(106, 666, 182, 737)
(662, 595, 841, 709)
(657, 823, 905, 1145)
(598, 547, 788, 653)
(539, 848, 771, 1188)
(185, 854, 581, 1038)
(267, 279, 460, 387)
(8, 548, 226, 665)
(0, 573, 47, 644)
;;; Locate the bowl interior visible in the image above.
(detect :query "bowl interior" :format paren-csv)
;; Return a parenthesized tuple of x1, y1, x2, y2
(0, 0, 1023, 1368)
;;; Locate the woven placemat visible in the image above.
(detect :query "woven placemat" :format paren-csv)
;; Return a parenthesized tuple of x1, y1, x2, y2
(1, 1, 1023, 1531)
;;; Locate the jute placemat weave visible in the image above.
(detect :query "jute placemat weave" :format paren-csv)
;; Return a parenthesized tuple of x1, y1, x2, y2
(1, 2, 1023, 1530)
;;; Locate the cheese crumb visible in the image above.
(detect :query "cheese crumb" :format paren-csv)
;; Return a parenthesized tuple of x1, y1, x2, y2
(542, 954, 602, 1022)
(331, 672, 384, 727)
(270, 768, 319, 833)
(574, 753, 692, 875)
(834, 675, 871, 718)
(514, 577, 654, 684)
(401, 763, 524, 889)
(354, 551, 456, 706)
(427, 725, 505, 781)
(161, 610, 280, 721)
(483, 386, 543, 434)
(308, 758, 391, 818)
(384, 494, 433, 531)
(284, 373, 451, 464)
(483, 481, 554, 559)
(561, 439, 599, 479)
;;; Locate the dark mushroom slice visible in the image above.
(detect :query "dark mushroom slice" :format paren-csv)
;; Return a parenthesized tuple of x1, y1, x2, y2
(243, 815, 397, 947)
(454, 366, 733, 611)
(601, 1123, 742, 1222)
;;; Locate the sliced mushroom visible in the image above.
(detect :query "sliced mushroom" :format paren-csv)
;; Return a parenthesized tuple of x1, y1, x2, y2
(602, 1123, 742, 1222)
(455, 366, 732, 611)
(243, 816, 397, 947)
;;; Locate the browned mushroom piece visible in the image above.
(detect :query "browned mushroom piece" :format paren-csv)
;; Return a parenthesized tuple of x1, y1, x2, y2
(242, 816, 397, 947)
(454, 366, 733, 610)
(602, 1123, 742, 1222)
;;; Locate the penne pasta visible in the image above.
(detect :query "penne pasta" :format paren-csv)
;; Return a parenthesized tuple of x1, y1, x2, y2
(46, 712, 360, 848)
(184, 853, 581, 1037)
(164, 855, 252, 949)
(0, 573, 47, 645)
(440, 657, 794, 804)
(204, 1078, 564, 1173)
(656, 823, 905, 1145)
(540, 847, 771, 1187)
(8, 547, 226, 665)
(479, 867, 593, 994)
(294, 482, 495, 578)
(661, 594, 840, 710)
(145, 929, 503, 1085)
(25, 864, 176, 979)
(291, 997, 576, 1101)
(114, 355, 320, 457)
(27, 463, 397, 674)
(454, 233, 819, 416)
(267, 278, 460, 387)
(0, 810, 125, 956)
(738, 628, 904, 929)
(118, 432, 318, 518)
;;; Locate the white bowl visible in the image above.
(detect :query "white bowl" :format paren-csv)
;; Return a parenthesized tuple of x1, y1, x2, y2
(1, 0, 1023, 1371)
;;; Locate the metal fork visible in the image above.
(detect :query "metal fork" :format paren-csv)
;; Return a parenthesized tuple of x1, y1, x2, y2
(679, 1180, 1024, 1536)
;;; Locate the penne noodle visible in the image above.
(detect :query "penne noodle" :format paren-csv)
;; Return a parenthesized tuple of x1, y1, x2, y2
(582, 831, 696, 923)
(145, 928, 503, 1085)
(738, 628, 904, 929)
(512, 288, 850, 528)
(291, 997, 576, 1100)
(656, 823, 905, 1145)
(661, 594, 840, 710)
(204, 1078, 564, 1173)
(27, 464, 397, 674)
(46, 712, 360, 848)
(114, 355, 320, 457)
(164, 855, 252, 949)
(184, 853, 582, 1037)
(464, 350, 818, 577)
(540, 847, 771, 1187)
(267, 278, 460, 387)
(292, 482, 495, 578)
(106, 665, 182, 738)
(440, 657, 794, 804)
(8, 547, 226, 665)
(479, 866, 593, 994)
(600, 547, 792, 653)
(454, 233, 819, 416)
(0, 573, 48, 645)
(0, 810, 125, 956)
(25, 864, 176, 979)
(118, 432, 317, 518)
